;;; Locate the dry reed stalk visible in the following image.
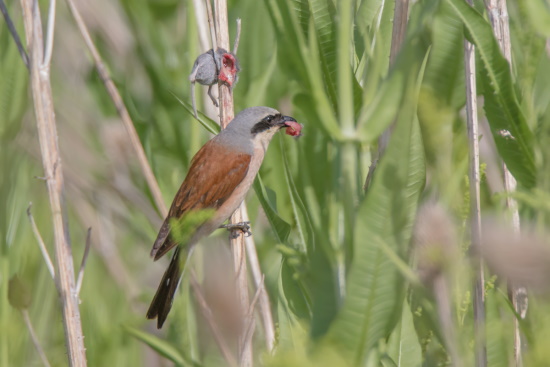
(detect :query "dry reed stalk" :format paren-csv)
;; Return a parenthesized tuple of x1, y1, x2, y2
(20, 0, 87, 365)
(463, 5, 486, 364)
(27, 204, 55, 279)
(243, 206, 275, 351)
(21, 310, 52, 367)
(484, 0, 525, 364)
(64, 0, 168, 217)
(75, 228, 92, 296)
(213, 1, 254, 364)
(190, 271, 238, 367)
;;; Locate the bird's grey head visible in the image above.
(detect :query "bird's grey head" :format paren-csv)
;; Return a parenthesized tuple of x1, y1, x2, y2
(228, 106, 296, 137)
(218, 106, 298, 153)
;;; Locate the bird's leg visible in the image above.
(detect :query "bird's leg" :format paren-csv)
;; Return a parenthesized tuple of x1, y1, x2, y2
(220, 221, 251, 237)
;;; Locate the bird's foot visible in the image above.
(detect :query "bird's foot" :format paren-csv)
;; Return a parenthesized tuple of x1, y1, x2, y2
(220, 221, 251, 238)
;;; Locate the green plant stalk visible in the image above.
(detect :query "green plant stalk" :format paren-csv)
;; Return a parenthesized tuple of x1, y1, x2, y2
(484, 0, 525, 364)
(0, 255, 8, 367)
(463, 13, 487, 367)
(338, 0, 358, 274)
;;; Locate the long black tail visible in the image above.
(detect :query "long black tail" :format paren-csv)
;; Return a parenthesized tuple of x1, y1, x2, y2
(146, 247, 183, 328)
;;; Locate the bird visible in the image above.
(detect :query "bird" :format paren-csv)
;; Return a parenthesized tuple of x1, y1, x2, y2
(146, 106, 303, 328)
(189, 48, 240, 118)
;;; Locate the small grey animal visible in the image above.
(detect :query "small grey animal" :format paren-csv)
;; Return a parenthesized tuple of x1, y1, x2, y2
(189, 48, 240, 118)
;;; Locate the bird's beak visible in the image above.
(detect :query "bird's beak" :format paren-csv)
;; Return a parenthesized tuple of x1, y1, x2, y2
(277, 115, 297, 127)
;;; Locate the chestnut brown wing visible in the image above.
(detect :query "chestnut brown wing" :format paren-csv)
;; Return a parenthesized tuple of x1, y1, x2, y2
(150, 140, 251, 259)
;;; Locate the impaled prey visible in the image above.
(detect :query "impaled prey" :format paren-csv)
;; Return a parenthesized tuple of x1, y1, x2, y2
(189, 48, 240, 118)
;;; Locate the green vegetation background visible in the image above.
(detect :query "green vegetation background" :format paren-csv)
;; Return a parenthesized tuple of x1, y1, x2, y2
(1, 0, 550, 366)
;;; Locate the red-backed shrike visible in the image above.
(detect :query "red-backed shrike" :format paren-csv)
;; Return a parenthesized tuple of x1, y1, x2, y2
(147, 106, 302, 328)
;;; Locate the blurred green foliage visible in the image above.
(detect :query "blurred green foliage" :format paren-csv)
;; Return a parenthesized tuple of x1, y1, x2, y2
(1, 0, 550, 366)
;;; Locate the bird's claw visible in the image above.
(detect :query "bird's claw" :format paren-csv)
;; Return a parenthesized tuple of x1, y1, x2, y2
(220, 221, 252, 238)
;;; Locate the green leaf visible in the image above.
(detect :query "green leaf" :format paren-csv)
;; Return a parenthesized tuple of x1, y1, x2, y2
(523, 0, 550, 37)
(124, 325, 192, 366)
(486, 290, 511, 367)
(386, 300, 422, 367)
(327, 81, 426, 364)
(423, 0, 465, 108)
(266, 0, 344, 141)
(277, 260, 311, 349)
(253, 175, 292, 243)
(291, 0, 311, 38)
(170, 91, 220, 134)
(309, 0, 338, 107)
(280, 138, 340, 339)
(446, 0, 537, 188)
(169, 209, 216, 244)
(281, 139, 315, 253)
(8, 275, 32, 310)
(358, 40, 431, 143)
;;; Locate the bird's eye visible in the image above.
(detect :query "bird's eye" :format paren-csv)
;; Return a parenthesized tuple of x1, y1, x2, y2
(266, 116, 273, 123)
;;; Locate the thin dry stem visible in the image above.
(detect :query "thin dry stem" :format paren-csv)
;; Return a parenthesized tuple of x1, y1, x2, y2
(22, 310, 52, 367)
(27, 203, 55, 279)
(192, 0, 211, 52)
(433, 277, 461, 367)
(75, 228, 92, 296)
(214, 1, 254, 365)
(192, 0, 219, 119)
(232, 19, 241, 54)
(64, 0, 167, 217)
(228, 203, 253, 366)
(190, 271, 238, 367)
(485, 0, 525, 364)
(244, 208, 275, 351)
(0, 0, 29, 68)
(20, 0, 87, 364)
(239, 275, 264, 358)
(43, 0, 56, 67)
(205, 0, 217, 50)
(464, 19, 486, 367)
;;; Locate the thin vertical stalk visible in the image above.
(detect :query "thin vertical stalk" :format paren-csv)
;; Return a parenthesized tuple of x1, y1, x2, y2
(205, 0, 217, 50)
(377, 0, 410, 154)
(214, 1, 253, 365)
(433, 277, 461, 367)
(463, 18, 486, 367)
(190, 272, 238, 367)
(64, 0, 168, 217)
(20, 0, 87, 365)
(0, 0, 29, 68)
(192, 0, 211, 54)
(1, 256, 9, 367)
(21, 310, 51, 367)
(365, 0, 409, 191)
(485, 0, 525, 364)
(243, 206, 275, 351)
(338, 0, 355, 290)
